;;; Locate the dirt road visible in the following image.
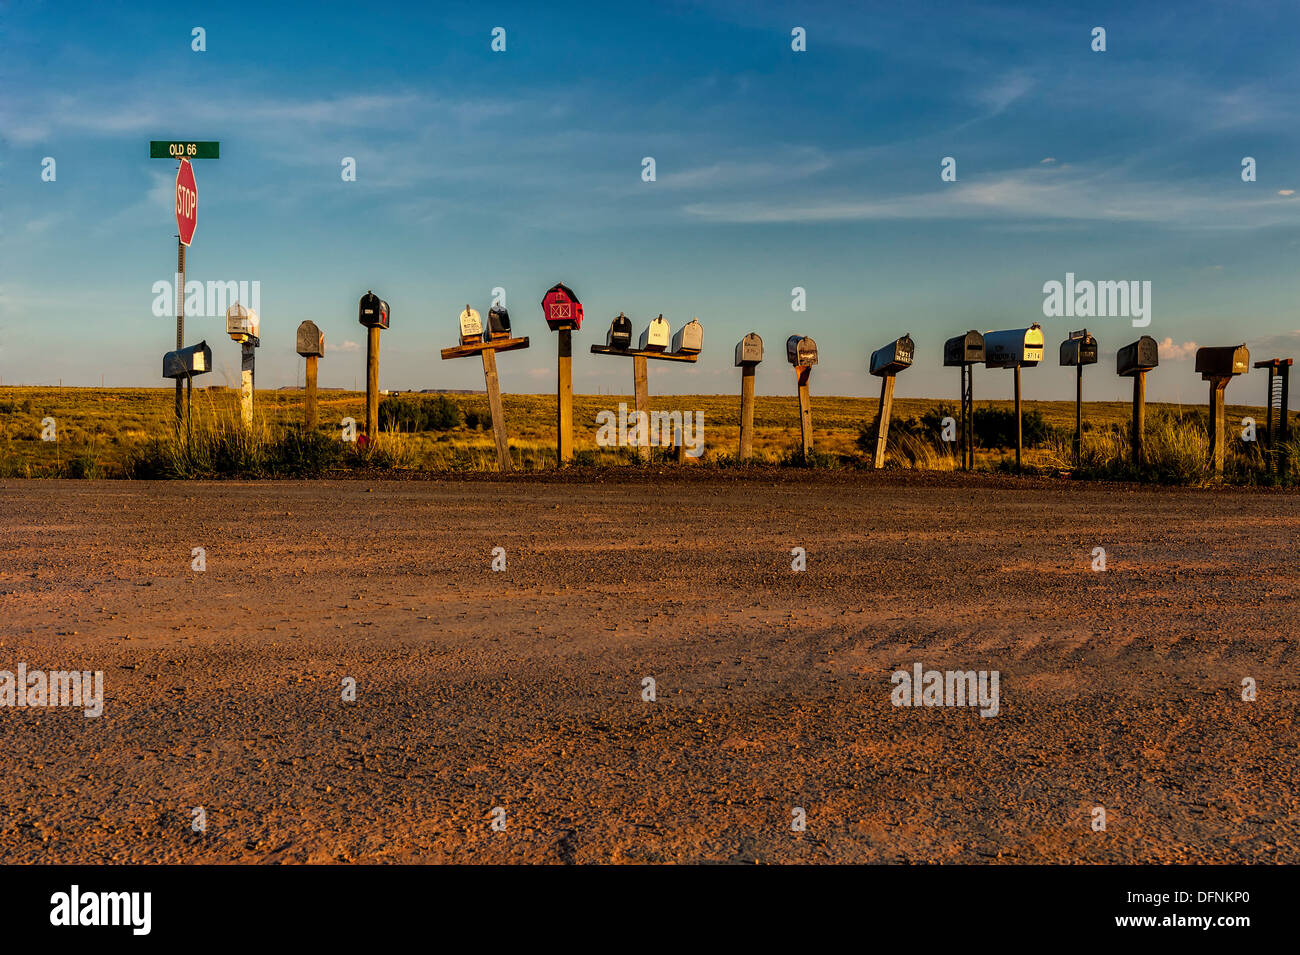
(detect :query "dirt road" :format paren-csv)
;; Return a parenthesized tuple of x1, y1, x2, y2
(1, 472, 1296, 863)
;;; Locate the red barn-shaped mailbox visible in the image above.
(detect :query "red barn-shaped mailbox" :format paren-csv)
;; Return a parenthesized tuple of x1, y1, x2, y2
(541, 283, 583, 331)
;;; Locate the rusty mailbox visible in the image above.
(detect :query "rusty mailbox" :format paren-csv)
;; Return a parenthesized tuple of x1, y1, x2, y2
(296, 320, 325, 358)
(163, 341, 212, 379)
(786, 335, 819, 367)
(671, 318, 703, 355)
(944, 330, 984, 471)
(1117, 336, 1159, 378)
(607, 312, 633, 350)
(639, 314, 670, 352)
(458, 306, 483, 346)
(735, 332, 764, 367)
(486, 305, 511, 340)
(1197, 344, 1250, 474)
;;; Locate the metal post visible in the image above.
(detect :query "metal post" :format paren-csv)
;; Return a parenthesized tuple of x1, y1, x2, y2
(1074, 364, 1083, 467)
(738, 364, 756, 462)
(557, 329, 573, 463)
(1014, 365, 1023, 472)
(175, 239, 185, 420)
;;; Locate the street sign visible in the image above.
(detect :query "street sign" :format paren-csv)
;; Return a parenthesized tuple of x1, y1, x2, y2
(175, 159, 197, 246)
(151, 140, 220, 159)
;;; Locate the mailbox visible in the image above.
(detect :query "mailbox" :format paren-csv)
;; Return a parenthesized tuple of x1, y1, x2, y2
(296, 320, 325, 358)
(226, 303, 260, 343)
(459, 306, 483, 345)
(639, 314, 670, 351)
(163, 341, 212, 379)
(358, 291, 390, 329)
(786, 335, 818, 367)
(486, 305, 511, 340)
(671, 317, 703, 355)
(735, 332, 764, 367)
(1117, 336, 1159, 377)
(1059, 329, 1098, 367)
(607, 312, 632, 350)
(541, 282, 583, 331)
(870, 333, 914, 377)
(944, 330, 985, 366)
(1196, 344, 1250, 380)
(984, 324, 1044, 368)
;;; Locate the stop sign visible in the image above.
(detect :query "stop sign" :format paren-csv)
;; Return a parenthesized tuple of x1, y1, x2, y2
(175, 159, 197, 246)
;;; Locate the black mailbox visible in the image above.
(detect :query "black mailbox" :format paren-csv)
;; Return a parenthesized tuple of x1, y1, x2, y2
(1060, 329, 1098, 367)
(1196, 344, 1250, 380)
(358, 291, 390, 330)
(870, 333, 914, 377)
(944, 330, 984, 366)
(487, 305, 511, 340)
(1117, 336, 1159, 377)
(606, 312, 632, 349)
(163, 341, 212, 379)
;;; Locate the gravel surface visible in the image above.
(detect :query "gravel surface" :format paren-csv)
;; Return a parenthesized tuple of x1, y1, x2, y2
(1, 473, 1296, 863)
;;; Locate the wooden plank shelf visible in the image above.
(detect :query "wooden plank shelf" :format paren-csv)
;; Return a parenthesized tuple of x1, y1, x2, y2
(589, 344, 699, 363)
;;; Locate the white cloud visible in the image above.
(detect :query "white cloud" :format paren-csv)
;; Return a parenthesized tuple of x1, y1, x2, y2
(1157, 338, 1198, 361)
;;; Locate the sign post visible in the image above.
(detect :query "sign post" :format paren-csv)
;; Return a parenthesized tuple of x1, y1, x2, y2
(174, 159, 197, 420)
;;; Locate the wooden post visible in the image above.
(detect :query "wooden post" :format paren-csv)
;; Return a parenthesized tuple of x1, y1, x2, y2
(1131, 370, 1146, 468)
(1014, 365, 1023, 472)
(675, 420, 687, 464)
(873, 373, 896, 469)
(240, 341, 255, 428)
(738, 364, 756, 461)
(1209, 378, 1228, 474)
(304, 355, 319, 431)
(365, 325, 381, 441)
(481, 346, 511, 471)
(633, 354, 650, 463)
(796, 366, 813, 458)
(557, 328, 573, 464)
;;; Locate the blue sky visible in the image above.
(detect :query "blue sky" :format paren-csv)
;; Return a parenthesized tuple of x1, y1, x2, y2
(4, 0, 1300, 403)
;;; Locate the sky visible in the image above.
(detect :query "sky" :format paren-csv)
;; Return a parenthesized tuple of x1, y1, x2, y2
(3, 0, 1300, 404)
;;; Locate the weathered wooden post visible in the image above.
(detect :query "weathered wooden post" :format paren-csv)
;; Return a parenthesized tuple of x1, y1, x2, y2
(440, 304, 530, 471)
(296, 320, 325, 431)
(1059, 329, 1098, 467)
(984, 324, 1044, 473)
(226, 303, 261, 427)
(868, 333, 915, 469)
(785, 336, 818, 458)
(541, 283, 582, 465)
(162, 342, 212, 447)
(1117, 335, 1159, 468)
(1196, 344, 1250, 475)
(735, 332, 763, 462)
(358, 291, 390, 442)
(943, 330, 984, 470)
(592, 314, 702, 462)
(1254, 357, 1293, 478)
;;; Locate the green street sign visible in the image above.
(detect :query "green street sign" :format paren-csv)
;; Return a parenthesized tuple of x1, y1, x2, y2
(150, 140, 220, 160)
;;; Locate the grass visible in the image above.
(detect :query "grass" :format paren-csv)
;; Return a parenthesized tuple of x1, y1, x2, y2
(1, 385, 1296, 485)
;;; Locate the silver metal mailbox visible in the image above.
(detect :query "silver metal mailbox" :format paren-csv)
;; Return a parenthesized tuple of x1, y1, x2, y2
(671, 317, 703, 355)
(458, 306, 483, 345)
(486, 305, 511, 340)
(163, 341, 212, 379)
(226, 303, 260, 343)
(639, 314, 670, 351)
(296, 320, 325, 358)
(944, 330, 985, 366)
(1117, 336, 1159, 377)
(1059, 329, 1098, 367)
(735, 332, 764, 367)
(607, 312, 632, 349)
(870, 333, 914, 377)
(1196, 344, 1250, 380)
(984, 324, 1045, 368)
(786, 335, 818, 367)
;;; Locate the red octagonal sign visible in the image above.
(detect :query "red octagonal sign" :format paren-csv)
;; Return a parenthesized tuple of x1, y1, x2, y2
(175, 159, 197, 246)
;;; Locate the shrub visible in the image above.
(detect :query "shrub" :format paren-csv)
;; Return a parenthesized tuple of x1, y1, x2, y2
(378, 395, 463, 432)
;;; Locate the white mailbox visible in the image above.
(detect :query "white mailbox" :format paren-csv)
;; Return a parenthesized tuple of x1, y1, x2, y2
(459, 306, 483, 345)
(984, 325, 1044, 368)
(639, 314, 670, 352)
